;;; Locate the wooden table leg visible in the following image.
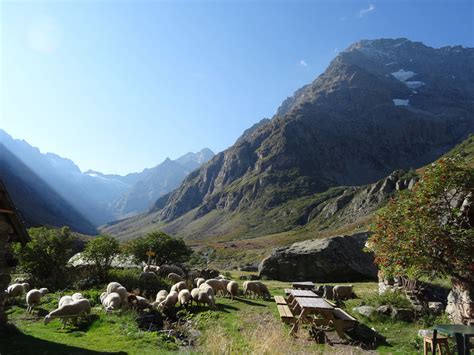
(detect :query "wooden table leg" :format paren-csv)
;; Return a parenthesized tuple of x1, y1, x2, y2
(289, 308, 308, 337)
(454, 333, 465, 355)
(432, 329, 437, 355)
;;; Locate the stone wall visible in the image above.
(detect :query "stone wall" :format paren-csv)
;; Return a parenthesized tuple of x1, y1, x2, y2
(0, 214, 15, 329)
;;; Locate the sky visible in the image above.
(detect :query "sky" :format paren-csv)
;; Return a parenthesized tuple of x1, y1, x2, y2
(1, 0, 473, 175)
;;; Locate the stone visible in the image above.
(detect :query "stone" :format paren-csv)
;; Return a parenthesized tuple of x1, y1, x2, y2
(446, 279, 474, 324)
(428, 302, 444, 315)
(258, 232, 377, 282)
(353, 306, 376, 318)
(391, 308, 415, 322)
(418, 329, 433, 338)
(376, 305, 392, 315)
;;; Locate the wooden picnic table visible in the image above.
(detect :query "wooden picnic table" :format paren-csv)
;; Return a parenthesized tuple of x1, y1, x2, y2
(292, 281, 315, 290)
(286, 290, 319, 306)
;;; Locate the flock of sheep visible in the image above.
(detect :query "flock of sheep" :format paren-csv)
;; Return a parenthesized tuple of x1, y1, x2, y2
(4, 266, 273, 328)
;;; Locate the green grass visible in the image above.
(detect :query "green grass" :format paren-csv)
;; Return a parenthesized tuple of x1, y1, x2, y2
(1, 277, 449, 354)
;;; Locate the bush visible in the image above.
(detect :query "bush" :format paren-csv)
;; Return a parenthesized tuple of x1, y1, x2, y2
(363, 291, 413, 309)
(82, 235, 121, 283)
(108, 268, 141, 291)
(13, 227, 76, 290)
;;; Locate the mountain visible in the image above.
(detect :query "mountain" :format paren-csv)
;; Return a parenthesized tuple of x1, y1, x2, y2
(112, 148, 214, 217)
(0, 143, 97, 234)
(103, 38, 474, 241)
(0, 129, 214, 224)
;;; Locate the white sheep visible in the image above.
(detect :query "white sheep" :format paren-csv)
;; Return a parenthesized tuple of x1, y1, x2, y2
(39, 287, 49, 295)
(168, 273, 184, 283)
(171, 281, 187, 293)
(195, 278, 205, 287)
(59, 295, 74, 308)
(190, 288, 200, 305)
(178, 289, 191, 307)
(226, 281, 239, 300)
(243, 281, 270, 299)
(333, 285, 354, 300)
(72, 293, 84, 301)
(106, 282, 122, 295)
(25, 288, 48, 313)
(6, 283, 30, 302)
(99, 292, 107, 304)
(44, 299, 91, 326)
(102, 292, 122, 312)
(155, 290, 168, 303)
(158, 291, 178, 310)
(133, 295, 151, 310)
(197, 291, 215, 308)
(204, 279, 226, 296)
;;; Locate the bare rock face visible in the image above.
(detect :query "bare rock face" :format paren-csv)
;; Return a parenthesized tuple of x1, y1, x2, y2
(446, 279, 474, 324)
(258, 232, 377, 282)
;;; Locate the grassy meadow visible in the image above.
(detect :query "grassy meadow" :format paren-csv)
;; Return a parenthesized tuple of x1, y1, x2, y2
(1, 271, 450, 355)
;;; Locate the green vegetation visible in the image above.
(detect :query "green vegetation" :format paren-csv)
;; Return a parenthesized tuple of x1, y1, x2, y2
(369, 155, 474, 284)
(13, 227, 76, 289)
(82, 235, 121, 282)
(124, 231, 192, 265)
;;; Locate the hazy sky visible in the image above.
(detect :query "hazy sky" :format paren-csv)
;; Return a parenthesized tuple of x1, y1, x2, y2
(1, 0, 473, 174)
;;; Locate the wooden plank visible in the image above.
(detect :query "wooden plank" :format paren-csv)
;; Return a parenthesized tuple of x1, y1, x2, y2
(292, 282, 315, 290)
(333, 308, 357, 322)
(288, 290, 318, 298)
(0, 208, 14, 214)
(284, 288, 292, 296)
(294, 297, 334, 310)
(274, 296, 287, 305)
(277, 305, 294, 320)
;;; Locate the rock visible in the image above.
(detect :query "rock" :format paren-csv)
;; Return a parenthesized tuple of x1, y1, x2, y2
(376, 305, 392, 315)
(353, 306, 376, 318)
(239, 263, 258, 272)
(418, 329, 433, 338)
(446, 279, 474, 324)
(258, 232, 377, 282)
(391, 308, 415, 322)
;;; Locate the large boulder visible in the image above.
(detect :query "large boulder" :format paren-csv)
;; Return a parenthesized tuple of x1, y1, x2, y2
(258, 232, 377, 282)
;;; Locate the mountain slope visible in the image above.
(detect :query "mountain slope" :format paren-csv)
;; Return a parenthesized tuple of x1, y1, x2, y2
(104, 38, 474, 241)
(0, 143, 97, 234)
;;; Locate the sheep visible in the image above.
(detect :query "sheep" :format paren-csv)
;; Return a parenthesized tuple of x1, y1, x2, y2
(155, 290, 168, 303)
(116, 286, 129, 308)
(226, 281, 239, 300)
(157, 265, 184, 278)
(216, 274, 229, 280)
(333, 285, 354, 301)
(204, 279, 226, 296)
(39, 287, 49, 295)
(99, 292, 107, 305)
(132, 295, 151, 310)
(195, 278, 205, 287)
(106, 282, 122, 295)
(143, 265, 159, 273)
(197, 291, 215, 308)
(171, 281, 187, 293)
(25, 288, 48, 313)
(59, 295, 74, 308)
(72, 293, 84, 301)
(44, 299, 91, 326)
(243, 281, 270, 299)
(257, 282, 271, 299)
(102, 292, 122, 312)
(178, 289, 192, 307)
(6, 283, 29, 302)
(168, 273, 184, 283)
(158, 291, 178, 310)
(190, 288, 200, 305)
(322, 285, 334, 300)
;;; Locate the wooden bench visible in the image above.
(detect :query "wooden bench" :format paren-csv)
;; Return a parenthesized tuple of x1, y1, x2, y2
(333, 308, 357, 322)
(331, 308, 358, 339)
(274, 296, 287, 305)
(277, 304, 294, 323)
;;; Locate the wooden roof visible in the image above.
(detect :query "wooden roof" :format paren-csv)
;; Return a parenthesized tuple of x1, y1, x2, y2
(0, 179, 30, 244)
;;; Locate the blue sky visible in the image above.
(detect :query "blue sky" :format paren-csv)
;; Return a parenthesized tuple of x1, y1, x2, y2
(1, 0, 473, 174)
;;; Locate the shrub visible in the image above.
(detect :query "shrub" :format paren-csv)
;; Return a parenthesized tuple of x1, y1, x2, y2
(363, 291, 413, 309)
(108, 268, 141, 291)
(82, 235, 121, 282)
(13, 227, 76, 290)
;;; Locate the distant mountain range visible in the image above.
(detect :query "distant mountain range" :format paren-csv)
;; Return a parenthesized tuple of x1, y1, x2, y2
(103, 38, 474, 242)
(0, 129, 213, 233)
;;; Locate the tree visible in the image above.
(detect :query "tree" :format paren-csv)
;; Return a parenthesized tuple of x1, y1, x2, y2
(82, 235, 121, 282)
(13, 227, 76, 289)
(125, 231, 192, 265)
(368, 156, 474, 284)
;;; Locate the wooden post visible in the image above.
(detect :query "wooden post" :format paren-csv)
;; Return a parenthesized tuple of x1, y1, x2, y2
(146, 249, 156, 267)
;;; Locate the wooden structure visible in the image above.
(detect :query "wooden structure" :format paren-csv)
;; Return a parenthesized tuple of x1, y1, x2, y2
(292, 281, 315, 290)
(275, 288, 358, 340)
(423, 335, 450, 355)
(432, 325, 474, 355)
(0, 180, 30, 329)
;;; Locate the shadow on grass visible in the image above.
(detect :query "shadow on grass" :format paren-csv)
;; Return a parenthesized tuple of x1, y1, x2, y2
(0, 324, 126, 355)
(62, 314, 101, 333)
(233, 297, 268, 307)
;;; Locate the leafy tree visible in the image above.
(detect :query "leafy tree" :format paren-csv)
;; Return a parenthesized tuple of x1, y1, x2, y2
(82, 235, 121, 282)
(125, 231, 192, 265)
(368, 156, 474, 285)
(13, 227, 76, 289)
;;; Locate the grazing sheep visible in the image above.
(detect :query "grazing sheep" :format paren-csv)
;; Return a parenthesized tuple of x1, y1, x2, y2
(116, 286, 129, 307)
(178, 289, 191, 307)
(102, 292, 122, 312)
(168, 273, 184, 283)
(322, 285, 334, 300)
(99, 292, 107, 304)
(257, 282, 271, 299)
(195, 278, 205, 287)
(158, 291, 178, 310)
(216, 274, 229, 280)
(155, 290, 168, 303)
(106, 282, 122, 295)
(243, 281, 258, 298)
(190, 288, 200, 305)
(333, 285, 354, 300)
(157, 265, 185, 278)
(204, 279, 226, 296)
(226, 281, 239, 300)
(72, 293, 84, 301)
(197, 291, 215, 308)
(6, 283, 29, 302)
(44, 299, 91, 326)
(132, 295, 150, 310)
(25, 288, 48, 313)
(171, 281, 187, 293)
(143, 265, 159, 273)
(39, 288, 49, 295)
(59, 295, 74, 308)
